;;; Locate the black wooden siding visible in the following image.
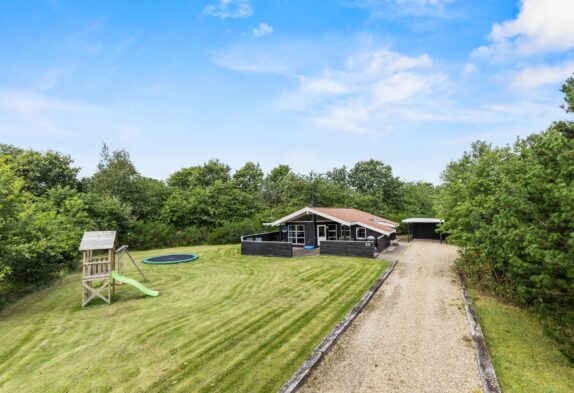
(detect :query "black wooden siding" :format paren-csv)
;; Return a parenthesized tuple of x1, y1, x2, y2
(241, 231, 283, 242)
(241, 241, 293, 257)
(320, 240, 375, 258)
(410, 223, 442, 240)
(285, 220, 390, 246)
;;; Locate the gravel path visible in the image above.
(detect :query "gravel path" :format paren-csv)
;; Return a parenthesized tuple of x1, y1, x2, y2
(300, 240, 481, 393)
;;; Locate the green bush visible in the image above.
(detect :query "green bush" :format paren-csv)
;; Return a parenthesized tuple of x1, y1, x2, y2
(125, 221, 208, 250)
(435, 123, 574, 360)
(207, 220, 265, 245)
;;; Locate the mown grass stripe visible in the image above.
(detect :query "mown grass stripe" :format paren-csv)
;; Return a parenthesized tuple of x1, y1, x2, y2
(0, 245, 389, 393)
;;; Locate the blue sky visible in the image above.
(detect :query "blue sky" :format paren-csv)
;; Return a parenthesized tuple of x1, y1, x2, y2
(1, 0, 573, 183)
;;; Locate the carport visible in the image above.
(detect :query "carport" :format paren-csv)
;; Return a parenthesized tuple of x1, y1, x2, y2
(402, 218, 445, 243)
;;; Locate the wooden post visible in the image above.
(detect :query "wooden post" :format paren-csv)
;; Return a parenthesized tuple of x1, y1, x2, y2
(313, 214, 318, 247)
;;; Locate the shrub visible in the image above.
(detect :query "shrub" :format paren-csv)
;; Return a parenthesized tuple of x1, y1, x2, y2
(125, 221, 207, 250)
(207, 220, 265, 245)
(435, 124, 574, 360)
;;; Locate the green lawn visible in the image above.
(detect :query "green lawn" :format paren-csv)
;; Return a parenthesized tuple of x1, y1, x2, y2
(0, 244, 389, 393)
(471, 290, 574, 393)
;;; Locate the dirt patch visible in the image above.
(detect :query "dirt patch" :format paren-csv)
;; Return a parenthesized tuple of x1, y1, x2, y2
(300, 240, 481, 393)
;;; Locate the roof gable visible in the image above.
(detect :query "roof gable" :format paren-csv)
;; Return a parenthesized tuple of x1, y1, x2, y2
(264, 207, 398, 235)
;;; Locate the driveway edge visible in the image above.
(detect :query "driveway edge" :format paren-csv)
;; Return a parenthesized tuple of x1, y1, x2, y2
(459, 272, 502, 393)
(278, 259, 398, 393)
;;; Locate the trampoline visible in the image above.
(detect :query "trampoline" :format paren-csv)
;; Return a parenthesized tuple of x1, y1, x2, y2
(142, 254, 199, 265)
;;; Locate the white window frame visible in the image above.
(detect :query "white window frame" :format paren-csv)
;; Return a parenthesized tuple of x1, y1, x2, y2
(288, 224, 305, 244)
(327, 223, 337, 240)
(356, 227, 367, 240)
(341, 225, 351, 240)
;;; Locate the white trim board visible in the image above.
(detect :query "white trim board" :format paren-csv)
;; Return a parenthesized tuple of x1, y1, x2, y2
(264, 207, 349, 227)
(264, 207, 396, 237)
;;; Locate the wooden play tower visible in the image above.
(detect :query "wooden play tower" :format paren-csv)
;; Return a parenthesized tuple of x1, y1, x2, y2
(79, 231, 117, 307)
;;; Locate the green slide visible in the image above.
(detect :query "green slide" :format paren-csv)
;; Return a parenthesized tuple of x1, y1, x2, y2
(111, 271, 159, 297)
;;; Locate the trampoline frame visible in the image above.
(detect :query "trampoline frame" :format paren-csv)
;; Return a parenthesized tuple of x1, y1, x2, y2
(142, 254, 199, 265)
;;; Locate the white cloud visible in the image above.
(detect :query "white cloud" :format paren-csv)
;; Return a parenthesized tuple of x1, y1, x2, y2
(213, 48, 295, 75)
(509, 61, 574, 90)
(278, 48, 446, 133)
(212, 39, 323, 75)
(253, 22, 273, 37)
(314, 102, 372, 133)
(463, 63, 477, 74)
(214, 33, 569, 135)
(299, 76, 349, 95)
(473, 0, 574, 58)
(0, 90, 96, 115)
(0, 90, 102, 138)
(203, 0, 253, 19)
(344, 0, 457, 17)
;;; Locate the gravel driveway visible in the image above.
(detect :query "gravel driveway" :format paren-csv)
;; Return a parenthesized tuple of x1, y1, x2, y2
(300, 240, 481, 393)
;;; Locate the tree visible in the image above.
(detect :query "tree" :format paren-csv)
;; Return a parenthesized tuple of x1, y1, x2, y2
(167, 166, 200, 189)
(0, 144, 80, 196)
(348, 159, 404, 209)
(434, 127, 574, 359)
(233, 162, 264, 192)
(302, 172, 351, 208)
(162, 181, 259, 229)
(262, 165, 306, 210)
(168, 159, 231, 190)
(397, 181, 436, 220)
(132, 177, 170, 221)
(197, 159, 231, 187)
(88, 144, 168, 221)
(325, 166, 349, 187)
(0, 163, 87, 285)
(89, 144, 140, 203)
(560, 75, 574, 112)
(265, 164, 291, 184)
(0, 158, 25, 284)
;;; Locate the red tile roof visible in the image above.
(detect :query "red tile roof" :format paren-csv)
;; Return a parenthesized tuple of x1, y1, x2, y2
(313, 207, 398, 234)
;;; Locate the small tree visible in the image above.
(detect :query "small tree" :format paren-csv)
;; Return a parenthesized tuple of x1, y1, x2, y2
(560, 75, 574, 113)
(233, 162, 264, 192)
(0, 144, 80, 196)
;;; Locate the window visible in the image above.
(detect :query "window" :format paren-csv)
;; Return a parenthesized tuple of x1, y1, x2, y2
(356, 227, 367, 240)
(341, 225, 351, 240)
(288, 224, 305, 244)
(327, 224, 337, 240)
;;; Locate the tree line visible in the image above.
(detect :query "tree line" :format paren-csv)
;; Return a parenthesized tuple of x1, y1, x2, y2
(0, 144, 435, 298)
(435, 77, 574, 360)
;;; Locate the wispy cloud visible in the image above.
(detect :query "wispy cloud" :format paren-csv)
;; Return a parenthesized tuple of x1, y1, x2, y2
(0, 90, 97, 115)
(462, 63, 477, 75)
(344, 0, 457, 18)
(253, 22, 273, 37)
(0, 89, 102, 138)
(473, 0, 574, 59)
(509, 61, 574, 90)
(203, 0, 253, 19)
(275, 47, 447, 133)
(215, 36, 570, 136)
(212, 39, 326, 75)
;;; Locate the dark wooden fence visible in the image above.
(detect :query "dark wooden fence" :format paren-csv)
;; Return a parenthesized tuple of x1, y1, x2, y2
(241, 232, 292, 257)
(241, 231, 283, 242)
(319, 240, 375, 258)
(376, 236, 390, 252)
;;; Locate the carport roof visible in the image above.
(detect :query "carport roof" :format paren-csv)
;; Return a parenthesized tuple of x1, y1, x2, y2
(402, 218, 444, 223)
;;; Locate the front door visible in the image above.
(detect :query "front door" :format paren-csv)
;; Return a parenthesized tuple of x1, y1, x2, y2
(317, 225, 327, 245)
